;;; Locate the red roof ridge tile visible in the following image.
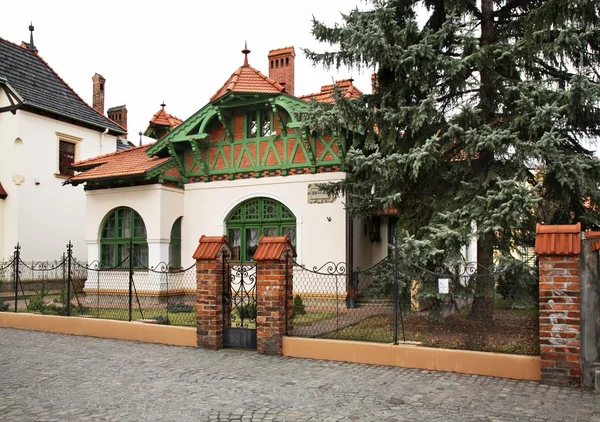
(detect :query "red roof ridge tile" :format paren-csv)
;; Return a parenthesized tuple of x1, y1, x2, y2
(210, 64, 284, 102)
(536, 223, 581, 234)
(253, 235, 297, 261)
(73, 143, 154, 167)
(192, 235, 230, 260)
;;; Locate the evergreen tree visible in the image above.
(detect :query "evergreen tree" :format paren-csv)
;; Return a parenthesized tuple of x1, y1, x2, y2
(303, 0, 600, 319)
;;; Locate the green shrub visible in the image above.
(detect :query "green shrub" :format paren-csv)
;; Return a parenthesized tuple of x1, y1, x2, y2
(0, 303, 8, 312)
(166, 301, 194, 313)
(293, 295, 306, 316)
(239, 302, 257, 320)
(153, 316, 170, 325)
(28, 295, 45, 312)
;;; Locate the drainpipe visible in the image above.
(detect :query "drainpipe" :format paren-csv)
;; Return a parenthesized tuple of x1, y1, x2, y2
(100, 127, 109, 154)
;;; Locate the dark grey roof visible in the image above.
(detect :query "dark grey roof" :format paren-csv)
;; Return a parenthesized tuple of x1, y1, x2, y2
(0, 38, 126, 135)
(107, 105, 127, 113)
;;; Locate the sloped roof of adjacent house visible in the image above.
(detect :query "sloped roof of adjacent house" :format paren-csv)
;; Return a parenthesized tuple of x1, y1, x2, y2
(0, 37, 126, 135)
(69, 144, 176, 184)
(0, 182, 7, 199)
(300, 79, 363, 104)
(210, 64, 285, 102)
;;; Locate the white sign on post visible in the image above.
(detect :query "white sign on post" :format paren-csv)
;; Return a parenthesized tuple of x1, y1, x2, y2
(438, 278, 450, 294)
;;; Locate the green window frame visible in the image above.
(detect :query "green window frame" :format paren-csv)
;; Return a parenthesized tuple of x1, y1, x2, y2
(226, 197, 296, 262)
(246, 108, 272, 138)
(169, 217, 182, 269)
(100, 207, 148, 268)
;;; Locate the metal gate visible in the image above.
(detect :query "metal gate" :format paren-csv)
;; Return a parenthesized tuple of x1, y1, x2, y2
(222, 259, 257, 348)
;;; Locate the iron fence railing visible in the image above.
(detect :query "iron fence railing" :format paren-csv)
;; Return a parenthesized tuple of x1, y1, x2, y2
(0, 242, 196, 326)
(290, 252, 539, 355)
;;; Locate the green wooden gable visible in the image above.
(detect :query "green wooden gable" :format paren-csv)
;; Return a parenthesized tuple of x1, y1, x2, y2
(145, 91, 348, 183)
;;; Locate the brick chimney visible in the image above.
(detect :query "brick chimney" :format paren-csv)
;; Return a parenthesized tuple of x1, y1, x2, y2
(92, 73, 106, 114)
(268, 47, 295, 96)
(107, 105, 127, 133)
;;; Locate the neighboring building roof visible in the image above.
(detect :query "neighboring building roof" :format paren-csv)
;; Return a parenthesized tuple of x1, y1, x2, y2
(70, 144, 175, 183)
(107, 105, 127, 113)
(149, 104, 183, 128)
(0, 182, 7, 199)
(300, 79, 363, 103)
(0, 37, 126, 135)
(210, 65, 285, 102)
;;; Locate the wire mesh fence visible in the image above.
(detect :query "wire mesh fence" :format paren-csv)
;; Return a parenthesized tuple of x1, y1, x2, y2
(0, 243, 196, 326)
(290, 252, 539, 355)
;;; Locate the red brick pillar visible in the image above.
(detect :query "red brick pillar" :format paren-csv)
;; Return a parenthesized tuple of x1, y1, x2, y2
(193, 235, 231, 350)
(535, 223, 582, 385)
(254, 235, 296, 355)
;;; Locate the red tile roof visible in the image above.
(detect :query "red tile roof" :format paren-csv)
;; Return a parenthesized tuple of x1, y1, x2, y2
(268, 46, 295, 57)
(69, 144, 176, 182)
(300, 79, 363, 104)
(253, 235, 297, 261)
(149, 105, 183, 128)
(210, 65, 285, 102)
(192, 235, 230, 260)
(0, 182, 7, 199)
(534, 223, 581, 255)
(585, 231, 600, 252)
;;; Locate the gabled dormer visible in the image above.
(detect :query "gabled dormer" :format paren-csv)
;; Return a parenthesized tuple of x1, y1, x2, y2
(146, 44, 347, 183)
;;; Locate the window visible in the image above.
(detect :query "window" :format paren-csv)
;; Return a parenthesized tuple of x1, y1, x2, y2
(226, 198, 296, 261)
(169, 217, 182, 269)
(246, 109, 272, 138)
(100, 207, 148, 268)
(59, 141, 75, 176)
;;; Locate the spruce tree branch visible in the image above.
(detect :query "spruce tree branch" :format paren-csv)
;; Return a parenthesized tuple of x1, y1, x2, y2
(436, 89, 480, 104)
(494, 0, 535, 19)
(533, 59, 574, 80)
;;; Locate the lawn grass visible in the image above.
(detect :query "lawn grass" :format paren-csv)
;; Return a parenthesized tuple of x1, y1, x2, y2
(293, 311, 337, 325)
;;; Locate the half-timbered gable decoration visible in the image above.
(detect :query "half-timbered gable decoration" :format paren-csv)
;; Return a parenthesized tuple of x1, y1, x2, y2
(144, 45, 345, 185)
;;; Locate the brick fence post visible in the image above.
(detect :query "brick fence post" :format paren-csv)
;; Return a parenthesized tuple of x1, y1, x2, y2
(254, 235, 296, 355)
(535, 223, 582, 385)
(193, 235, 231, 350)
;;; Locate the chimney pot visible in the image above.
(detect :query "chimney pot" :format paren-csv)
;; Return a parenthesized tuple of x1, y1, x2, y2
(268, 47, 295, 97)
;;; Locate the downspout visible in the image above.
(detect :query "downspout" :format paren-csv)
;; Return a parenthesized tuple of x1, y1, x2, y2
(100, 127, 109, 154)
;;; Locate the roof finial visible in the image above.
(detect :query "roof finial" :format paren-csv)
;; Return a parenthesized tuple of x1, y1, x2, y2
(28, 21, 37, 53)
(160, 101, 166, 109)
(242, 41, 250, 67)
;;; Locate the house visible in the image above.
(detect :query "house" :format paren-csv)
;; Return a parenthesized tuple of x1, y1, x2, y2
(68, 45, 395, 285)
(0, 27, 127, 260)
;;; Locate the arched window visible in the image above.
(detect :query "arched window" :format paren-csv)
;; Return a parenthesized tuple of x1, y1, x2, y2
(169, 217, 182, 269)
(226, 198, 296, 261)
(100, 207, 148, 267)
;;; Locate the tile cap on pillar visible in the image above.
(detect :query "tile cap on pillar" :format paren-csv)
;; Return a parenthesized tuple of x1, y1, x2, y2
(535, 223, 581, 256)
(254, 235, 297, 261)
(584, 230, 600, 251)
(193, 235, 231, 260)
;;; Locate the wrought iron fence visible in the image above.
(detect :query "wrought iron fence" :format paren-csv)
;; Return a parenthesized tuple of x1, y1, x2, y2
(290, 252, 539, 355)
(0, 242, 196, 327)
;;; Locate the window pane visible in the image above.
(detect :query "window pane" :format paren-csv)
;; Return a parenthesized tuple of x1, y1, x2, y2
(59, 141, 75, 176)
(263, 227, 277, 237)
(134, 244, 149, 268)
(282, 226, 296, 246)
(133, 213, 146, 238)
(262, 199, 278, 220)
(101, 244, 115, 267)
(170, 217, 182, 240)
(244, 199, 260, 221)
(246, 228, 259, 261)
(119, 244, 130, 267)
(169, 242, 181, 269)
(229, 228, 241, 261)
(248, 113, 257, 138)
(260, 111, 270, 137)
(103, 215, 116, 238)
(281, 205, 294, 220)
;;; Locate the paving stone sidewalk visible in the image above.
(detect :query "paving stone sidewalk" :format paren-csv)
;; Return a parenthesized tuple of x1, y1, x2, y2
(0, 328, 598, 421)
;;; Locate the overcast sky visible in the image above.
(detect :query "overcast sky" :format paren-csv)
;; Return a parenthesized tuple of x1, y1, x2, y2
(2, 0, 373, 142)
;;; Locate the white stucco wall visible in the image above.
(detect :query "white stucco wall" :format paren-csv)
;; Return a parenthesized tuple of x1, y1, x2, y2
(0, 106, 118, 261)
(183, 172, 347, 269)
(85, 185, 184, 266)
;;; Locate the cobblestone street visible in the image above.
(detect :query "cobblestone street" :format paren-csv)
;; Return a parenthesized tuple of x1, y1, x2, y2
(0, 328, 598, 421)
